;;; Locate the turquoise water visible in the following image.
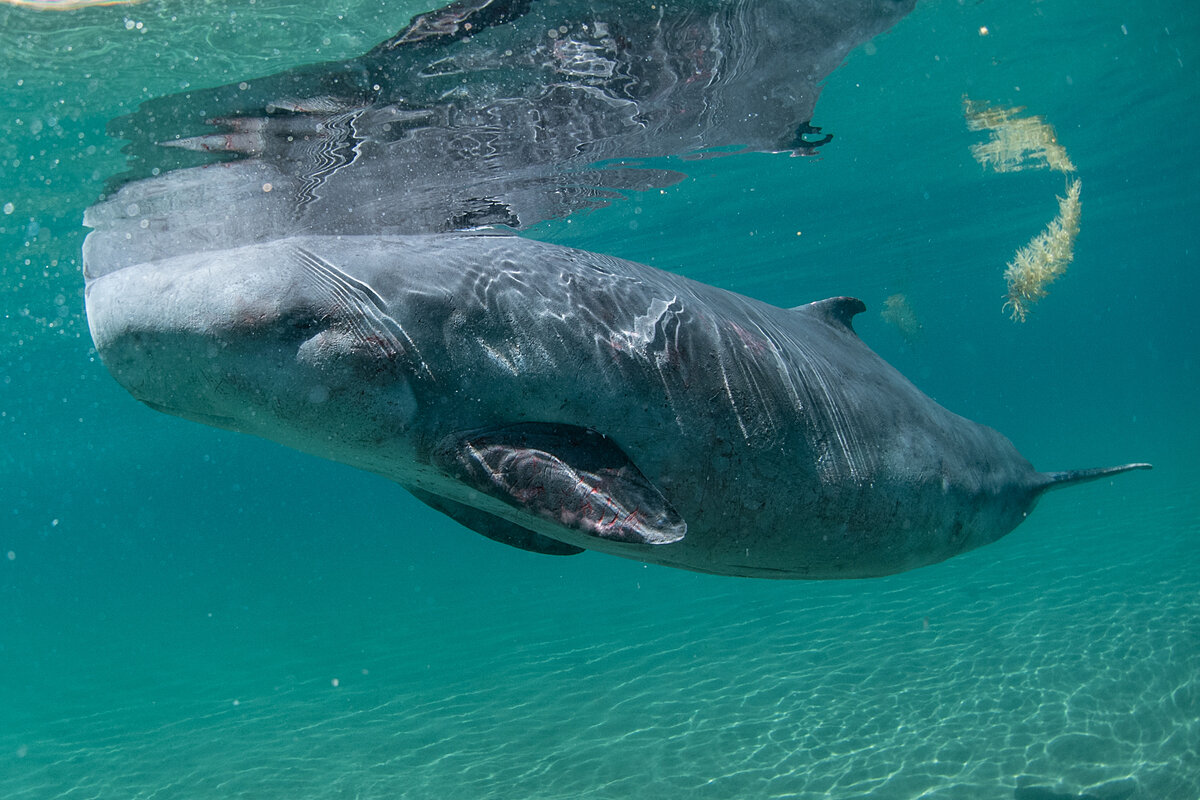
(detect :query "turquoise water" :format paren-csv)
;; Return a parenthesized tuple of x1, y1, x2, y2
(2, 1, 1197, 798)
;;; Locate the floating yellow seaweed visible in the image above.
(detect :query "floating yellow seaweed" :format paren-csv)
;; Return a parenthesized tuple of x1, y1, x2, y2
(1003, 179, 1082, 322)
(965, 96, 1081, 321)
(963, 96, 1076, 174)
(880, 293, 922, 343)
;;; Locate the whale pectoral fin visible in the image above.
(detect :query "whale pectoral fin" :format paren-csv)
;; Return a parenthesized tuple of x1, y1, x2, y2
(436, 423, 686, 546)
(407, 487, 584, 556)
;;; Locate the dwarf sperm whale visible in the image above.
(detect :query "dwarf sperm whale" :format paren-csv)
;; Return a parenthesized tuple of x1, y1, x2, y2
(83, 232, 1150, 578)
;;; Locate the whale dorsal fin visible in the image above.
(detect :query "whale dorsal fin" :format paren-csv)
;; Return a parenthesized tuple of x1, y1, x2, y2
(436, 423, 686, 546)
(794, 296, 867, 333)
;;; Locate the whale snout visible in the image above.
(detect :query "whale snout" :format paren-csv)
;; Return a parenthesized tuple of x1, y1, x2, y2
(86, 271, 241, 429)
(83, 237, 423, 462)
(83, 243, 302, 426)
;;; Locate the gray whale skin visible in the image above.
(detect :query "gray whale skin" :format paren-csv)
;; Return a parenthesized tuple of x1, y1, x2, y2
(84, 233, 1150, 578)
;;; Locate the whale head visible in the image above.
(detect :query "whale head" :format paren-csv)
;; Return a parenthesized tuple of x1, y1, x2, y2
(83, 236, 427, 475)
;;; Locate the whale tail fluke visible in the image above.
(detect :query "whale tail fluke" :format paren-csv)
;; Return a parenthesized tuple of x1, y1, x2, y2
(1036, 462, 1153, 494)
